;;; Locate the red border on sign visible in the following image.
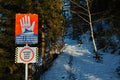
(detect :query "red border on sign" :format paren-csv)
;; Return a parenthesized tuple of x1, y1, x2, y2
(20, 48, 34, 62)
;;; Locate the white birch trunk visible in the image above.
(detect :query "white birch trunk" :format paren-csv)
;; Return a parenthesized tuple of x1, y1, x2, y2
(85, 0, 97, 52)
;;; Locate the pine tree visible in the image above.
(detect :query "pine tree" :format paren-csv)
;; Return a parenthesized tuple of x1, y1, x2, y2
(0, 0, 41, 79)
(0, 0, 64, 79)
(39, 0, 64, 71)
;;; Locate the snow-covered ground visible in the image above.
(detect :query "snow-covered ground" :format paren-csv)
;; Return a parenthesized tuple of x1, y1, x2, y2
(40, 36, 120, 80)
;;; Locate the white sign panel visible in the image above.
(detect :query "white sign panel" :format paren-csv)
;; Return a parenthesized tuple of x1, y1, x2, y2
(15, 46, 38, 63)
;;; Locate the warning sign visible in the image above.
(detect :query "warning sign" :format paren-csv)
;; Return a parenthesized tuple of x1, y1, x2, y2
(20, 48, 34, 62)
(15, 47, 38, 63)
(15, 14, 38, 44)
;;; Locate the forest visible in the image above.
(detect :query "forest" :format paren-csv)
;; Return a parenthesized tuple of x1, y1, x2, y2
(0, 0, 120, 80)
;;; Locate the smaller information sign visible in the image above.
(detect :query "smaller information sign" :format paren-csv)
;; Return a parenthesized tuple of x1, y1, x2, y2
(15, 46, 38, 63)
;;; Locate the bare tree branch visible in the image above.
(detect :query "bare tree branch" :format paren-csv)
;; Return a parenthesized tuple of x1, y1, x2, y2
(78, 10, 88, 16)
(71, 10, 89, 23)
(91, 11, 105, 16)
(93, 16, 113, 23)
(69, 0, 88, 12)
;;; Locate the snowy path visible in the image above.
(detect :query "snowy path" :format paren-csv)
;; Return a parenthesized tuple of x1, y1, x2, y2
(40, 38, 120, 80)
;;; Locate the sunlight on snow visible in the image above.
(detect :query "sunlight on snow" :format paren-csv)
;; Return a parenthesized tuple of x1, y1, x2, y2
(64, 64, 75, 73)
(84, 74, 102, 80)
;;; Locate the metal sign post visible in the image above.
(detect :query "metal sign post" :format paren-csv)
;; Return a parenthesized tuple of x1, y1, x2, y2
(25, 63, 28, 80)
(15, 45, 38, 80)
(25, 44, 28, 80)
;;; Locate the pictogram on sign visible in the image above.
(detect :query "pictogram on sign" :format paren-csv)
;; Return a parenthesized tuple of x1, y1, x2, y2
(15, 46, 38, 63)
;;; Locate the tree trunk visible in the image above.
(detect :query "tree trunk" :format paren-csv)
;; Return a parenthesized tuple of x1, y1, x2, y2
(28, 64, 32, 80)
(85, 0, 98, 53)
(41, 25, 46, 69)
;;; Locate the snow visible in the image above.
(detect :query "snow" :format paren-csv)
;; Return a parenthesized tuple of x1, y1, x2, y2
(40, 34, 120, 80)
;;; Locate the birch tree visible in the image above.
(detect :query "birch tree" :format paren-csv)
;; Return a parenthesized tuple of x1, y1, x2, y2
(85, 0, 97, 53)
(69, 0, 103, 61)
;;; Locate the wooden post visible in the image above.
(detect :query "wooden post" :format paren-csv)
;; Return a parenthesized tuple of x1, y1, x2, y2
(41, 24, 46, 69)
(28, 64, 32, 80)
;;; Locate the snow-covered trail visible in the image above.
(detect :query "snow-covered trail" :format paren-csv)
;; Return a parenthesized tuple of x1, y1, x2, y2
(40, 38, 120, 80)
